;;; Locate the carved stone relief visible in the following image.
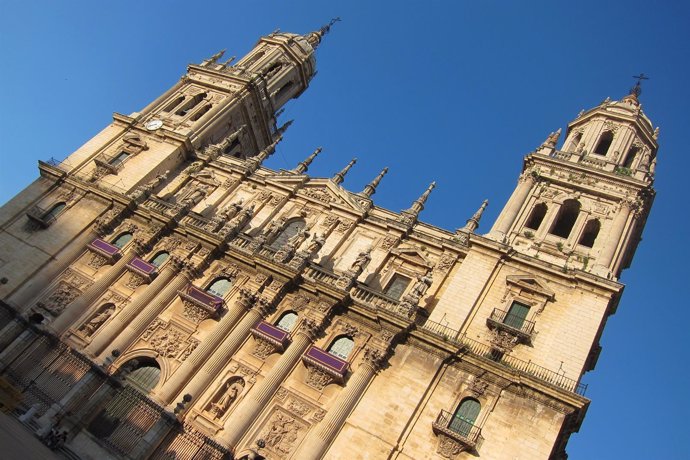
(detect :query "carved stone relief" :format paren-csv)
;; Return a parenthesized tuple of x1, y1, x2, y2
(125, 272, 146, 290)
(303, 188, 332, 204)
(304, 364, 335, 390)
(334, 219, 354, 234)
(87, 252, 109, 270)
(252, 336, 278, 360)
(142, 319, 199, 361)
(259, 410, 307, 459)
(436, 434, 466, 459)
(78, 304, 115, 337)
(489, 329, 519, 354)
(380, 235, 399, 250)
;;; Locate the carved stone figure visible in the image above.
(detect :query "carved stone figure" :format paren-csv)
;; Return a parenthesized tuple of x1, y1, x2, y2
(349, 247, 372, 273)
(306, 233, 325, 254)
(410, 270, 433, 299)
(286, 227, 309, 250)
(182, 184, 209, 206)
(37, 282, 80, 315)
(264, 217, 286, 239)
(209, 378, 244, 419)
(79, 305, 115, 336)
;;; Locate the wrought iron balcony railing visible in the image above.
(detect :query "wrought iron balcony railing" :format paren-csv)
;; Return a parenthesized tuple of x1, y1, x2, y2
(486, 308, 535, 342)
(432, 409, 482, 448)
(251, 320, 291, 351)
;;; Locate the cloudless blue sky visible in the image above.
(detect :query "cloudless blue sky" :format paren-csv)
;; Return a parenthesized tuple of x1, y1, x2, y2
(1, 1, 688, 458)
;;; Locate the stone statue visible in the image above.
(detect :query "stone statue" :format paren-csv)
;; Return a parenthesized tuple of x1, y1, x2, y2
(350, 247, 372, 273)
(286, 228, 309, 250)
(80, 305, 115, 336)
(183, 161, 204, 177)
(264, 217, 286, 239)
(649, 157, 657, 175)
(576, 142, 586, 156)
(182, 185, 209, 206)
(307, 233, 325, 254)
(128, 170, 169, 202)
(541, 129, 560, 148)
(219, 198, 244, 220)
(410, 271, 433, 299)
(209, 379, 243, 419)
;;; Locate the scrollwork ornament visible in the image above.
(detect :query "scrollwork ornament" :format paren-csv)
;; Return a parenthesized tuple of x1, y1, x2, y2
(87, 252, 108, 269)
(362, 346, 386, 370)
(125, 272, 146, 290)
(252, 337, 277, 360)
(437, 434, 466, 459)
(305, 364, 334, 390)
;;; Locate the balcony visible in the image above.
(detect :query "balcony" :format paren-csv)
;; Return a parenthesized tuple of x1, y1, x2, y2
(302, 345, 349, 383)
(87, 238, 121, 262)
(251, 320, 291, 351)
(178, 284, 224, 320)
(93, 154, 125, 175)
(25, 206, 55, 228)
(486, 308, 535, 343)
(432, 410, 481, 450)
(125, 257, 158, 281)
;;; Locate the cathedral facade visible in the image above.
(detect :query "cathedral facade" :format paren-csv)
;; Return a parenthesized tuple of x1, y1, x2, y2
(0, 25, 657, 460)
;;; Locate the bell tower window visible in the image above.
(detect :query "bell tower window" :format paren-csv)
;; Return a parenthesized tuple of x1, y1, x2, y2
(190, 104, 212, 122)
(175, 93, 207, 116)
(162, 95, 184, 113)
(622, 146, 639, 168)
(578, 219, 600, 248)
(549, 199, 580, 238)
(567, 132, 582, 152)
(525, 203, 548, 230)
(593, 131, 614, 156)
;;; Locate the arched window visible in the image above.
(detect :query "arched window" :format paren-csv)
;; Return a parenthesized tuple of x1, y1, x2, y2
(594, 131, 614, 156)
(450, 398, 481, 437)
(327, 336, 354, 360)
(243, 50, 265, 68)
(206, 277, 232, 298)
(112, 232, 133, 249)
(549, 199, 580, 238)
(384, 274, 411, 300)
(190, 104, 212, 122)
(44, 202, 66, 221)
(124, 357, 161, 394)
(149, 251, 169, 268)
(162, 95, 185, 113)
(622, 146, 639, 168)
(567, 132, 583, 152)
(578, 219, 600, 248)
(525, 203, 548, 230)
(275, 311, 298, 332)
(271, 219, 306, 249)
(176, 93, 207, 116)
(109, 151, 129, 166)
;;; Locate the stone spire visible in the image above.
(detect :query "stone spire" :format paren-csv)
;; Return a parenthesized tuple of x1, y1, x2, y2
(246, 136, 283, 173)
(461, 199, 489, 233)
(292, 147, 322, 174)
(332, 158, 357, 185)
(277, 120, 294, 135)
(304, 18, 341, 50)
(202, 49, 225, 66)
(359, 167, 388, 198)
(399, 182, 435, 226)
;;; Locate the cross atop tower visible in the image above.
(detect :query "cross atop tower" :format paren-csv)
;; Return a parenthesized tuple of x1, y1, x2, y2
(630, 73, 649, 97)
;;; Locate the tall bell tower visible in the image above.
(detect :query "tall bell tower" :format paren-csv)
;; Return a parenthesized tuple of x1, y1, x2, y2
(489, 82, 657, 280)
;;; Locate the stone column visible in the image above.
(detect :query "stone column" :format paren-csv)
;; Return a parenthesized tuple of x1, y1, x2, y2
(164, 297, 271, 406)
(292, 346, 386, 460)
(155, 288, 258, 405)
(219, 318, 321, 448)
(592, 200, 634, 277)
(50, 249, 138, 335)
(6, 229, 98, 311)
(86, 259, 192, 359)
(490, 174, 536, 240)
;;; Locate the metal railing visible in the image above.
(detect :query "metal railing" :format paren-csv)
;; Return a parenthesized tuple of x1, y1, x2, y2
(487, 308, 535, 336)
(416, 318, 587, 395)
(432, 410, 481, 446)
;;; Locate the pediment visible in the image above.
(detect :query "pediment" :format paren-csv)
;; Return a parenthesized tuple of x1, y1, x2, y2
(391, 246, 433, 267)
(295, 180, 367, 212)
(505, 275, 555, 300)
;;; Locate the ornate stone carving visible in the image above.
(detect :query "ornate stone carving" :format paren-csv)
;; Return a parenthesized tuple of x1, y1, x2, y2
(222, 178, 237, 189)
(36, 281, 81, 315)
(341, 323, 360, 337)
(260, 411, 307, 458)
(436, 434, 466, 459)
(311, 409, 326, 422)
(305, 364, 335, 390)
(143, 320, 199, 361)
(87, 252, 108, 269)
(468, 377, 489, 397)
(436, 253, 456, 272)
(380, 235, 399, 250)
(78, 304, 115, 337)
(362, 346, 386, 370)
(303, 188, 332, 204)
(269, 195, 283, 207)
(290, 294, 311, 312)
(252, 336, 278, 360)
(181, 299, 215, 323)
(125, 272, 146, 290)
(297, 318, 322, 341)
(334, 219, 354, 234)
(287, 399, 310, 418)
(275, 387, 289, 402)
(322, 215, 339, 228)
(490, 329, 519, 354)
(142, 318, 166, 340)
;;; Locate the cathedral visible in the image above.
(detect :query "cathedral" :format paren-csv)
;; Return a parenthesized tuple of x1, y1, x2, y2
(0, 23, 658, 460)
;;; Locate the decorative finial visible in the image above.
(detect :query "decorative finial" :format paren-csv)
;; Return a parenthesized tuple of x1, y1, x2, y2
(332, 158, 357, 185)
(540, 128, 561, 149)
(206, 49, 226, 65)
(277, 119, 294, 135)
(461, 199, 489, 233)
(305, 17, 341, 49)
(247, 136, 283, 173)
(293, 147, 323, 174)
(221, 56, 236, 67)
(398, 181, 436, 227)
(359, 167, 389, 198)
(630, 73, 649, 97)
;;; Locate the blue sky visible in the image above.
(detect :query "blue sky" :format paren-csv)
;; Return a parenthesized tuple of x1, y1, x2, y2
(1, 1, 688, 458)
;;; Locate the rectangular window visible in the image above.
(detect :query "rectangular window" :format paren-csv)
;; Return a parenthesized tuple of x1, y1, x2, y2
(504, 301, 530, 329)
(384, 274, 411, 300)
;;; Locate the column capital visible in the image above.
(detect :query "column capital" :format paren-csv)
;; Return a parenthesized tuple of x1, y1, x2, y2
(297, 317, 323, 341)
(362, 345, 387, 371)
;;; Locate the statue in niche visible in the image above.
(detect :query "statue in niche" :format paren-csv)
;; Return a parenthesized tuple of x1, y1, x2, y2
(649, 157, 657, 175)
(409, 270, 433, 299)
(218, 199, 244, 220)
(181, 184, 210, 207)
(264, 217, 286, 239)
(286, 227, 309, 250)
(349, 247, 372, 274)
(306, 233, 325, 254)
(79, 304, 115, 336)
(208, 378, 244, 419)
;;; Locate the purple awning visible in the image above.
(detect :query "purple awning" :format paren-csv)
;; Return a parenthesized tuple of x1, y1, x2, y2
(186, 285, 223, 310)
(127, 257, 156, 275)
(304, 346, 348, 375)
(89, 238, 120, 256)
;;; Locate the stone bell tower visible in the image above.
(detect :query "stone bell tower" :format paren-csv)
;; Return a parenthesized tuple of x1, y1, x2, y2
(488, 81, 657, 280)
